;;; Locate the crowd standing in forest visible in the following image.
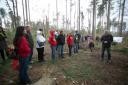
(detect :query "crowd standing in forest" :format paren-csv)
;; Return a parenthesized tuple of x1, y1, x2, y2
(0, 25, 114, 85)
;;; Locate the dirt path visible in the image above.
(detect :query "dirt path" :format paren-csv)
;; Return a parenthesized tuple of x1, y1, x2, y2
(31, 46, 128, 85)
(0, 44, 128, 85)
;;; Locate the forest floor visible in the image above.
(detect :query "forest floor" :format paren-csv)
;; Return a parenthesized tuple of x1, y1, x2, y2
(0, 43, 128, 85)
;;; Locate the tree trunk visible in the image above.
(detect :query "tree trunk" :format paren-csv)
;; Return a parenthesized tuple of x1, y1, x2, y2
(0, 18, 2, 26)
(22, 0, 25, 25)
(66, 0, 67, 30)
(78, 0, 80, 32)
(12, 0, 16, 28)
(15, 0, 19, 26)
(28, 0, 31, 23)
(25, 0, 28, 25)
(118, 0, 121, 35)
(92, 0, 96, 39)
(106, 0, 111, 31)
(120, 0, 126, 36)
(87, 9, 91, 34)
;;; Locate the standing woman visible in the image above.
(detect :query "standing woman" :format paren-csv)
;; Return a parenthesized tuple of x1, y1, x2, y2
(67, 33, 74, 56)
(13, 26, 31, 84)
(48, 30, 57, 63)
(0, 26, 7, 62)
(36, 30, 46, 62)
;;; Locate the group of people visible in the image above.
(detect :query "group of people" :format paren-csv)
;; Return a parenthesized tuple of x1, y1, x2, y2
(48, 30, 82, 62)
(0, 26, 34, 84)
(0, 25, 113, 85)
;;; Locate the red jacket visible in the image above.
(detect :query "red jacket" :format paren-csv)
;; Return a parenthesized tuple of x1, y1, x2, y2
(48, 30, 57, 46)
(66, 35, 74, 46)
(17, 36, 31, 58)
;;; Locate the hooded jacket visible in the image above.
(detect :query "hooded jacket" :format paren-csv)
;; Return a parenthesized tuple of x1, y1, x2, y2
(36, 31, 46, 48)
(48, 30, 57, 46)
(66, 35, 74, 46)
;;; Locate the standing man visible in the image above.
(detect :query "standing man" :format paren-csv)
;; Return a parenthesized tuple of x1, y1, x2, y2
(56, 31, 65, 58)
(25, 26, 34, 64)
(74, 31, 81, 53)
(101, 30, 113, 63)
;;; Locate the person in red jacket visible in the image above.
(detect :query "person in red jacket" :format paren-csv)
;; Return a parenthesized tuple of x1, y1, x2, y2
(13, 26, 31, 85)
(66, 33, 74, 56)
(48, 30, 57, 63)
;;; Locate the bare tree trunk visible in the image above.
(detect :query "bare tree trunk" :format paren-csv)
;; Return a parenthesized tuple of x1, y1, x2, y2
(25, 0, 28, 25)
(0, 18, 2, 26)
(106, 0, 111, 31)
(92, 0, 96, 39)
(22, 0, 25, 25)
(12, 0, 16, 28)
(66, 0, 67, 30)
(56, 0, 58, 29)
(70, 0, 72, 29)
(118, 0, 121, 35)
(120, 0, 126, 36)
(74, 3, 76, 30)
(28, 0, 31, 23)
(15, 0, 19, 26)
(78, 0, 80, 32)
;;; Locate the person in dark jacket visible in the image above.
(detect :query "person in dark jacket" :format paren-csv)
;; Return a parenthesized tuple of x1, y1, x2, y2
(25, 26, 34, 64)
(101, 30, 113, 63)
(56, 30, 65, 58)
(0, 26, 7, 62)
(13, 26, 31, 84)
(74, 31, 81, 53)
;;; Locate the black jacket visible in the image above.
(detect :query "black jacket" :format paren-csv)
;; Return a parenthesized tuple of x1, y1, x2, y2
(26, 32, 34, 49)
(74, 33, 81, 43)
(57, 34, 65, 45)
(101, 34, 113, 48)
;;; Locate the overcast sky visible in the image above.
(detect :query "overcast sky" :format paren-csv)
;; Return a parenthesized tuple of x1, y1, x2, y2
(17, 0, 91, 28)
(0, 0, 91, 28)
(0, 0, 128, 29)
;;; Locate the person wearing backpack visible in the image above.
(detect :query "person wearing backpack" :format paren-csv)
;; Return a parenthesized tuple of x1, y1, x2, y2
(74, 31, 81, 53)
(56, 30, 65, 58)
(101, 30, 113, 63)
(36, 30, 46, 63)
